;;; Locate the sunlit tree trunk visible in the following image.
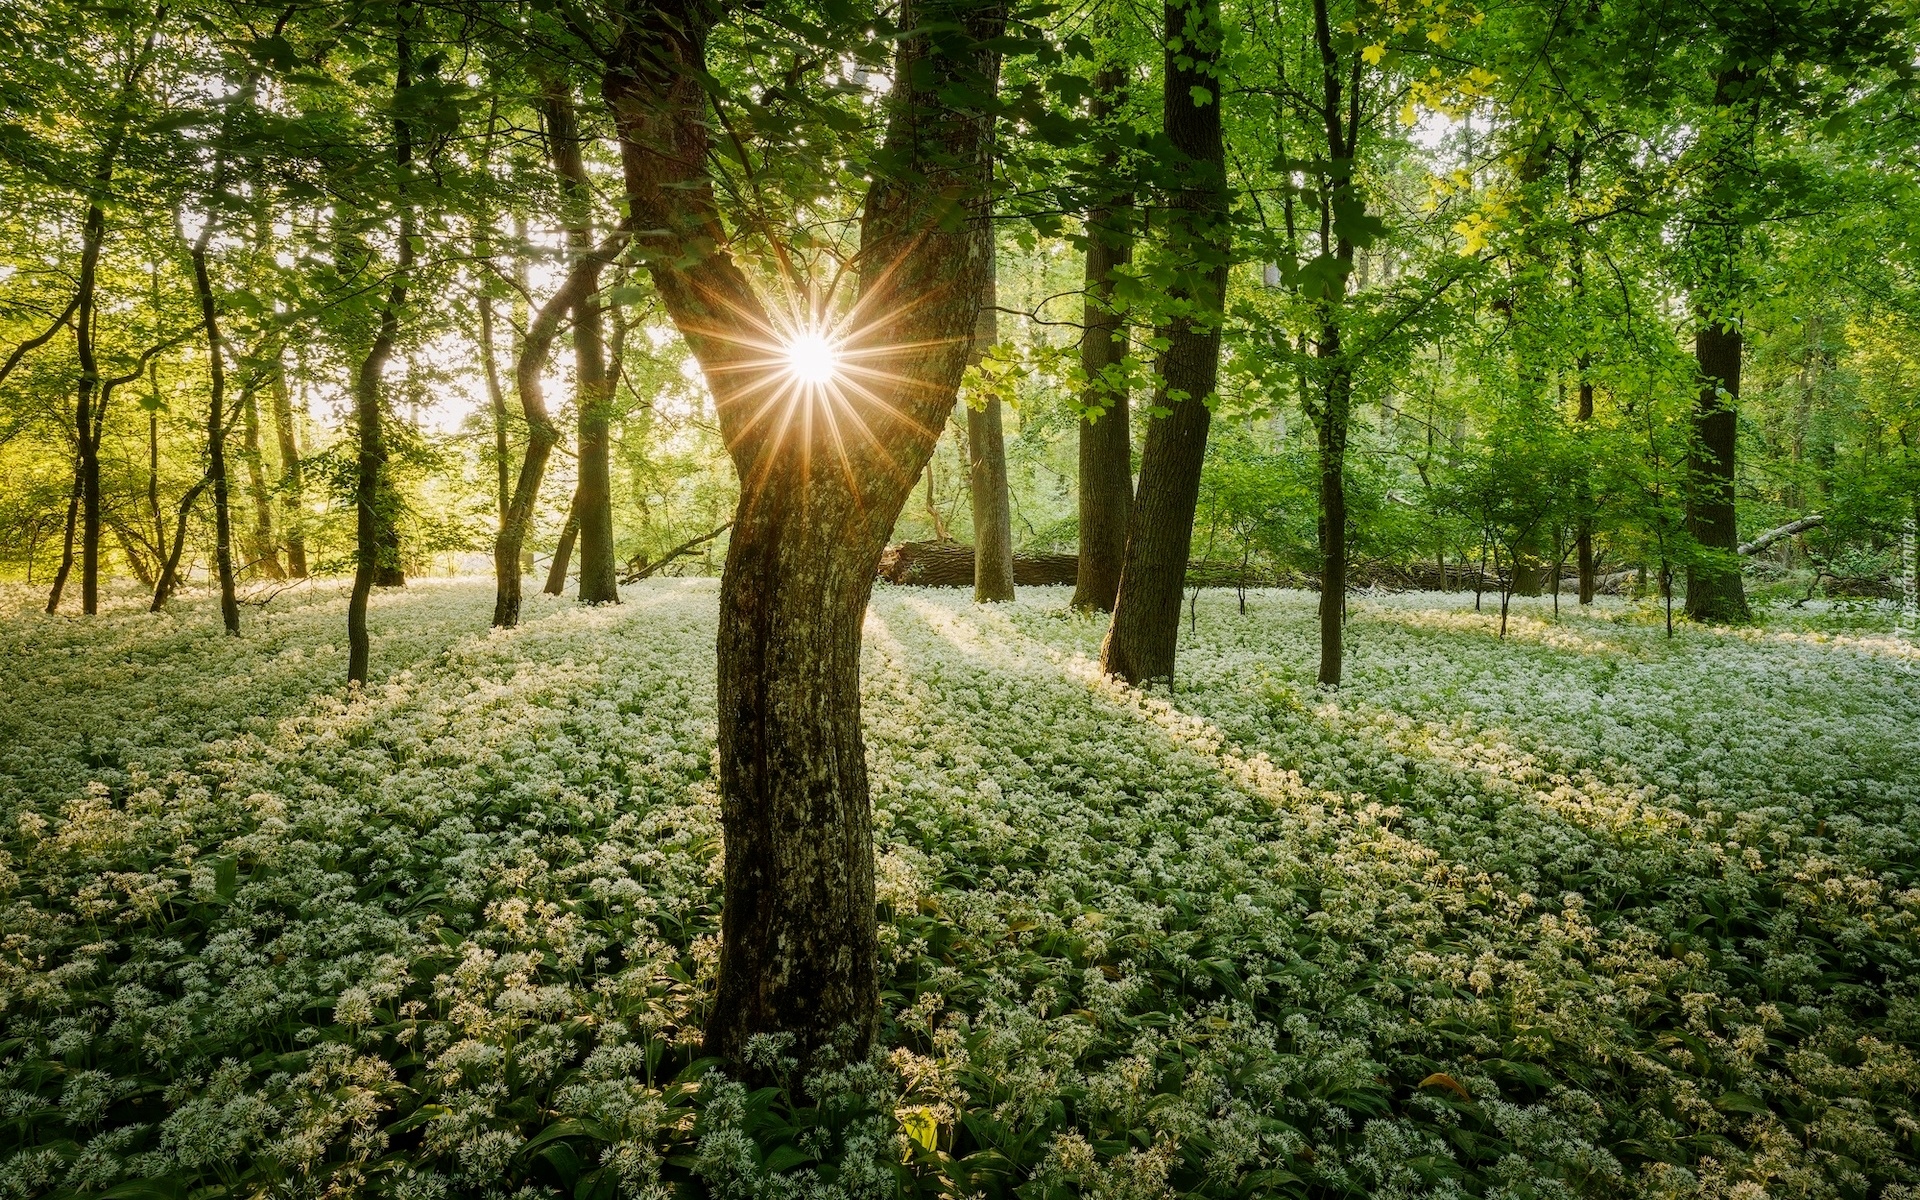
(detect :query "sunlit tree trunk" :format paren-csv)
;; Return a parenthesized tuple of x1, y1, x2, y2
(493, 237, 626, 627)
(1101, 0, 1230, 686)
(967, 240, 1015, 602)
(604, 0, 1001, 1069)
(544, 490, 581, 596)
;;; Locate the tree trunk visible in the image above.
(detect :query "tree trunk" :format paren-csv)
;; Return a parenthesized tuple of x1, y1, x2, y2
(1072, 61, 1134, 612)
(75, 199, 105, 616)
(68, 15, 159, 615)
(547, 81, 621, 606)
(1570, 140, 1596, 607)
(545, 489, 581, 596)
(493, 253, 624, 627)
(1576, 370, 1596, 605)
(967, 240, 1015, 602)
(241, 383, 283, 578)
(1304, 0, 1361, 687)
(1100, 0, 1228, 686)
(492, 230, 627, 626)
(150, 474, 211, 612)
(1685, 315, 1749, 622)
(111, 520, 156, 588)
(350, 9, 415, 683)
(269, 358, 308, 577)
(1682, 68, 1750, 625)
(190, 238, 241, 635)
(46, 468, 80, 614)
(1315, 348, 1351, 685)
(604, 0, 1001, 1070)
(477, 105, 513, 531)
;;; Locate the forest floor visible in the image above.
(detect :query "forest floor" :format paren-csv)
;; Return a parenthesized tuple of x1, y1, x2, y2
(2, 579, 1918, 1199)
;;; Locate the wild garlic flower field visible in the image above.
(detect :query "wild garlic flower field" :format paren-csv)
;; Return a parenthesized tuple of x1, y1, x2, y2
(2, 581, 1918, 1200)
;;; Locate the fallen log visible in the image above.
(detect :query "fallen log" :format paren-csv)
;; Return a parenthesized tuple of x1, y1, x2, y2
(876, 542, 1641, 594)
(877, 541, 1078, 587)
(1739, 514, 1823, 557)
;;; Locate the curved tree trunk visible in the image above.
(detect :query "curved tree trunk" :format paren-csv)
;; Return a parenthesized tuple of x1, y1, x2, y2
(1072, 61, 1134, 612)
(1100, 0, 1229, 687)
(46, 469, 80, 614)
(605, 0, 1001, 1070)
(269, 357, 308, 578)
(150, 474, 211, 612)
(349, 10, 415, 683)
(546, 81, 621, 606)
(189, 244, 241, 634)
(967, 243, 1015, 602)
(544, 489, 581, 596)
(492, 232, 627, 627)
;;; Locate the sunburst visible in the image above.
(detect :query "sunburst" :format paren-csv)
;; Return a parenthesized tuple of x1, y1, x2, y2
(688, 262, 971, 504)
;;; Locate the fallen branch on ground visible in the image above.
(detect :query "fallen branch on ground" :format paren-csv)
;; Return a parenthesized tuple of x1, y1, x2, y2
(1740, 514, 1824, 557)
(622, 522, 732, 584)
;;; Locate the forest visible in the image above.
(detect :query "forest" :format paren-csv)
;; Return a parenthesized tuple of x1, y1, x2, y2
(2, 0, 1918, 1196)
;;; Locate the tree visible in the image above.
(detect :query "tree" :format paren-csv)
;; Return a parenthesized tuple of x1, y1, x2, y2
(347, 5, 419, 685)
(967, 233, 1016, 602)
(1100, 0, 1230, 686)
(599, 0, 1003, 1064)
(1071, 57, 1136, 612)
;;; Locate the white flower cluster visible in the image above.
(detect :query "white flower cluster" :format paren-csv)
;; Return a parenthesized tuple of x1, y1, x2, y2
(0, 581, 1915, 1198)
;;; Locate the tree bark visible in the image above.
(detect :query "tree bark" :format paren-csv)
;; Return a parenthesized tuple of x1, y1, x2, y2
(546, 81, 621, 605)
(1739, 513, 1823, 556)
(967, 240, 1015, 602)
(1682, 68, 1751, 625)
(75, 203, 106, 616)
(1685, 316, 1750, 622)
(493, 230, 627, 626)
(603, 0, 1001, 1069)
(68, 15, 160, 615)
(150, 473, 211, 612)
(188, 242, 241, 634)
(1099, 0, 1229, 687)
(240, 383, 283, 578)
(46, 468, 81, 615)
(349, 8, 415, 683)
(269, 357, 308, 577)
(1569, 139, 1597, 606)
(1315, 344, 1351, 685)
(477, 103, 512, 530)
(544, 488, 581, 596)
(1072, 61, 1134, 612)
(1303, 0, 1361, 687)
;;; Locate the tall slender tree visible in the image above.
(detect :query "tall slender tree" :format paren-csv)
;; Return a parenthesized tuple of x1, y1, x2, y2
(1072, 59, 1135, 612)
(967, 234, 1015, 601)
(347, 5, 417, 684)
(1100, 0, 1229, 686)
